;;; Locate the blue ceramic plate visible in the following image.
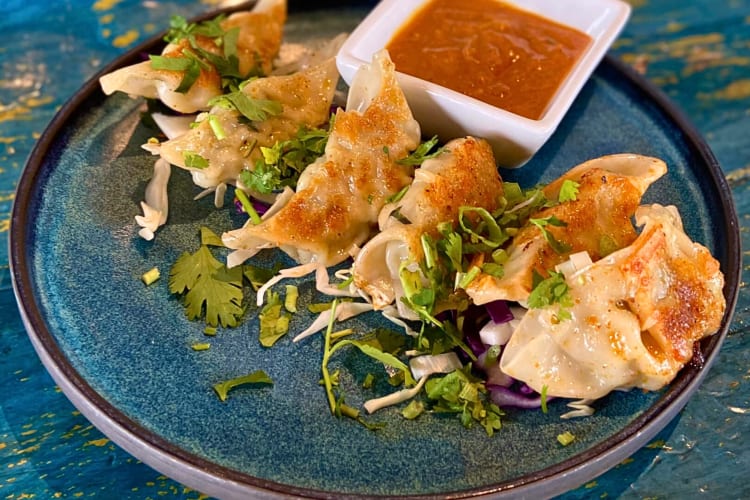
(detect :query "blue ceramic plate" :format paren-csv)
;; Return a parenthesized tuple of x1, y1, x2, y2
(9, 3, 741, 499)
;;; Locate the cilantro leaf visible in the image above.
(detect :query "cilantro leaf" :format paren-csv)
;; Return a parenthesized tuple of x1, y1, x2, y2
(239, 120, 332, 194)
(558, 179, 580, 202)
(149, 54, 202, 93)
(527, 270, 574, 320)
(529, 216, 572, 254)
(258, 290, 291, 347)
(183, 151, 209, 169)
(424, 366, 504, 436)
(397, 135, 445, 165)
(169, 245, 245, 327)
(329, 339, 416, 387)
(209, 90, 282, 122)
(213, 370, 273, 402)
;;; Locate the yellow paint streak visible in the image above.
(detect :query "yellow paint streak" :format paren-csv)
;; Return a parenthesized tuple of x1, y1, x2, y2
(100, 13, 114, 23)
(24, 96, 53, 107)
(585, 481, 598, 489)
(113, 29, 139, 48)
(0, 105, 31, 123)
(15, 445, 39, 454)
(667, 33, 725, 52)
(711, 79, 750, 100)
(664, 21, 685, 33)
(92, 0, 122, 11)
(102, 28, 111, 38)
(85, 438, 110, 447)
(0, 136, 23, 145)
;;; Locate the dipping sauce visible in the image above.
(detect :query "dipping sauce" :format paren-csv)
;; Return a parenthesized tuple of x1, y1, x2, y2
(386, 0, 592, 120)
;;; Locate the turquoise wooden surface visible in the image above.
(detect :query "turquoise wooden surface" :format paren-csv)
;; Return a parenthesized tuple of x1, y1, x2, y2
(1, 0, 748, 498)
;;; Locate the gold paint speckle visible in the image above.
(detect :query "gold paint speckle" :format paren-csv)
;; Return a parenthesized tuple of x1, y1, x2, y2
(113, 29, 140, 48)
(84, 438, 110, 447)
(92, 0, 123, 11)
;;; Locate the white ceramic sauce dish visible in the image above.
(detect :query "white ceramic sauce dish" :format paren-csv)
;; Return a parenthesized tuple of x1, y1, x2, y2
(336, 0, 631, 167)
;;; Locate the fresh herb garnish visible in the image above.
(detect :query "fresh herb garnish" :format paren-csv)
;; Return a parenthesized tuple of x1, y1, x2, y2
(183, 151, 209, 169)
(558, 179, 580, 202)
(213, 370, 273, 402)
(158, 14, 262, 93)
(258, 290, 291, 347)
(425, 366, 503, 436)
(397, 135, 445, 165)
(529, 216, 572, 254)
(240, 118, 333, 194)
(527, 270, 573, 320)
(169, 245, 245, 327)
(208, 90, 282, 123)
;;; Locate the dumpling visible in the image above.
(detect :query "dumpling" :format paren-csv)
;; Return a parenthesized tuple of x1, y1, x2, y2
(221, 49, 422, 267)
(466, 154, 667, 305)
(353, 136, 503, 309)
(500, 204, 725, 399)
(99, 0, 286, 113)
(154, 50, 341, 190)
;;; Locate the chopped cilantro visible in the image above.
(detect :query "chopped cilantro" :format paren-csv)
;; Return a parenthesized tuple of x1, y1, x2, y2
(159, 14, 262, 93)
(213, 370, 273, 402)
(258, 290, 291, 347)
(183, 151, 209, 169)
(209, 90, 282, 122)
(149, 54, 203, 93)
(527, 270, 574, 320)
(397, 135, 445, 165)
(557, 431, 576, 446)
(529, 216, 572, 254)
(425, 366, 503, 436)
(239, 119, 332, 194)
(141, 267, 160, 286)
(191, 342, 210, 351)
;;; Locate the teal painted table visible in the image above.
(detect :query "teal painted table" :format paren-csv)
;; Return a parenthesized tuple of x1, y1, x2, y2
(1, 0, 748, 498)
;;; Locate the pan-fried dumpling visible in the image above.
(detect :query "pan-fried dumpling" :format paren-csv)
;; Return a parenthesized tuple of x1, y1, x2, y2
(500, 204, 725, 399)
(466, 154, 667, 305)
(221, 49, 421, 266)
(99, 0, 286, 113)
(153, 52, 340, 190)
(353, 136, 503, 309)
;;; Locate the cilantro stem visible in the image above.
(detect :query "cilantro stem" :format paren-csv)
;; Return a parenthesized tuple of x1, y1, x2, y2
(321, 299, 339, 414)
(234, 189, 262, 225)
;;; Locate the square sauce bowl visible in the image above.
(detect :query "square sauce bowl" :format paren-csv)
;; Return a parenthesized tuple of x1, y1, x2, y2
(336, 0, 631, 167)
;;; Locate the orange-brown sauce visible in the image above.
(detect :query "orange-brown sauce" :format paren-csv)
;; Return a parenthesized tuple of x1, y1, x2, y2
(386, 0, 592, 120)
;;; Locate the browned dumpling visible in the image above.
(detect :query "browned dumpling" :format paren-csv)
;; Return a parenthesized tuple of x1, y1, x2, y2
(155, 54, 340, 190)
(466, 154, 667, 305)
(353, 136, 503, 309)
(99, 0, 286, 113)
(500, 203, 725, 399)
(221, 50, 421, 267)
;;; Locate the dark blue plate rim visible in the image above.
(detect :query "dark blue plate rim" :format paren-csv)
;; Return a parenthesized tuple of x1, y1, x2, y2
(8, 3, 741, 498)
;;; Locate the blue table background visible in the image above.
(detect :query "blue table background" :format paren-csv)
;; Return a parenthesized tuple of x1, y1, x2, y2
(1, 0, 748, 498)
